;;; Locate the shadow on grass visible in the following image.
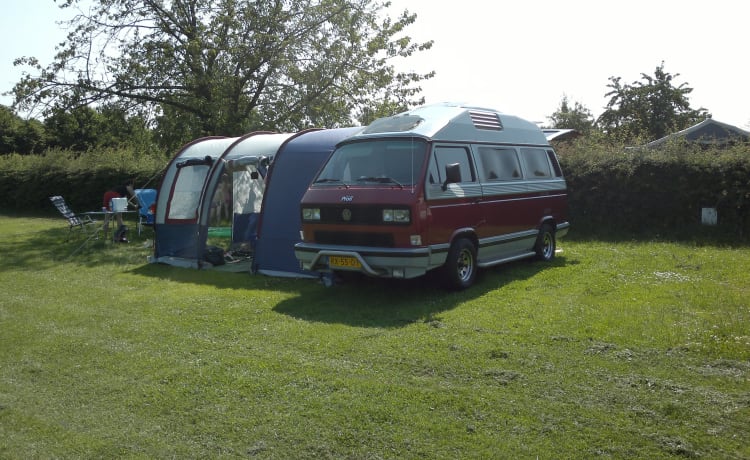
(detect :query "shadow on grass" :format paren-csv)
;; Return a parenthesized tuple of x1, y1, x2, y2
(0, 222, 155, 273)
(269, 255, 573, 328)
(128, 248, 574, 328)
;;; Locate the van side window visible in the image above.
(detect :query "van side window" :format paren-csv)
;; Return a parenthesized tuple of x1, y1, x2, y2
(546, 149, 563, 177)
(520, 148, 552, 178)
(478, 147, 522, 181)
(431, 146, 475, 183)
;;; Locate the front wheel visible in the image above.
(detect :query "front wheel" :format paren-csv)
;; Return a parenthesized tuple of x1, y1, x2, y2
(442, 238, 477, 290)
(534, 224, 556, 261)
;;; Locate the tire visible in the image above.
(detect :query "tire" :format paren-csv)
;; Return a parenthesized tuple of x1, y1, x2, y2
(534, 223, 556, 261)
(442, 238, 477, 290)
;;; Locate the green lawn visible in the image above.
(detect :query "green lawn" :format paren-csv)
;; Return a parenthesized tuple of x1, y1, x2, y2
(1, 215, 748, 459)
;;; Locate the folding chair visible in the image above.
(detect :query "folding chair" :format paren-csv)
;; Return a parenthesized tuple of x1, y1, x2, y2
(49, 195, 100, 241)
(134, 188, 157, 235)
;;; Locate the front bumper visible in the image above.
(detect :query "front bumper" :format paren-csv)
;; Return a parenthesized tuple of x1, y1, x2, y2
(294, 242, 442, 279)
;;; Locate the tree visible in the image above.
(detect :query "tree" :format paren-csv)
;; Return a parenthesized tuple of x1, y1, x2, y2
(0, 105, 47, 154)
(12, 0, 434, 150)
(596, 62, 708, 142)
(547, 95, 594, 134)
(43, 106, 106, 151)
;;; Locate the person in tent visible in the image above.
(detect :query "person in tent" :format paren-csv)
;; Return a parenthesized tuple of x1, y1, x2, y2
(102, 178, 136, 242)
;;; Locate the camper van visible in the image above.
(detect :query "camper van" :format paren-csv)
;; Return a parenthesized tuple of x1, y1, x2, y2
(294, 103, 570, 289)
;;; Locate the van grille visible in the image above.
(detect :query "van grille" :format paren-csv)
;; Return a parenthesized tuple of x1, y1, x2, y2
(314, 231, 394, 247)
(469, 110, 503, 131)
(319, 206, 381, 225)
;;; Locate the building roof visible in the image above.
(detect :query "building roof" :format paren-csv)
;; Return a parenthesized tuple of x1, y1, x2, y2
(543, 128, 580, 142)
(645, 118, 750, 148)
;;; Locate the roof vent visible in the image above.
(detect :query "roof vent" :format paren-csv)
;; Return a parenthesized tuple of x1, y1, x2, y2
(469, 110, 503, 131)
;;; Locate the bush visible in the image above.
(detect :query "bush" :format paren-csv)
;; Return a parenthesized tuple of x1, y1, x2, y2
(2, 139, 749, 241)
(558, 136, 750, 239)
(0, 147, 166, 214)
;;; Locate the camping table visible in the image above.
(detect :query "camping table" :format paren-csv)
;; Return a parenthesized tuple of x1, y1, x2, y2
(69, 210, 136, 256)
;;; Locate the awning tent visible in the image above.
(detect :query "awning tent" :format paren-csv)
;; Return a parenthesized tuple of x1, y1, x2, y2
(150, 127, 361, 276)
(152, 136, 238, 266)
(253, 127, 363, 276)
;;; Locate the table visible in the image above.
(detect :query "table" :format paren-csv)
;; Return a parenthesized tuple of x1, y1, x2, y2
(69, 210, 137, 256)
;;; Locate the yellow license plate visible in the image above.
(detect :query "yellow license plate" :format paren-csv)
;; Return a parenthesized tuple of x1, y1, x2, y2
(329, 255, 362, 269)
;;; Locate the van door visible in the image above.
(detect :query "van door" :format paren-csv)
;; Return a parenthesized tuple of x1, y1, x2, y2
(474, 145, 533, 259)
(424, 144, 483, 245)
(518, 147, 568, 226)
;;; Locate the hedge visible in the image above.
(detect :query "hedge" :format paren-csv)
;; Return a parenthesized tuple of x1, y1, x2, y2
(2, 141, 749, 239)
(559, 138, 750, 239)
(0, 148, 165, 215)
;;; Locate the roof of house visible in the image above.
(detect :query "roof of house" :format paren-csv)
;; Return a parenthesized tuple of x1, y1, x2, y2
(543, 128, 580, 142)
(645, 118, 750, 148)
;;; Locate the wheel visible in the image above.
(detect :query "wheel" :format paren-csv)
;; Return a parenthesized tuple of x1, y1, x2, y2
(442, 237, 477, 290)
(534, 223, 556, 261)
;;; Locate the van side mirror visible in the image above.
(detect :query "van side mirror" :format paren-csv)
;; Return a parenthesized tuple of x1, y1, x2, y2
(442, 163, 461, 191)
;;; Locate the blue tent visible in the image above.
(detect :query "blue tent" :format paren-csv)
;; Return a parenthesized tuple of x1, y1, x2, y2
(253, 127, 362, 276)
(150, 127, 361, 276)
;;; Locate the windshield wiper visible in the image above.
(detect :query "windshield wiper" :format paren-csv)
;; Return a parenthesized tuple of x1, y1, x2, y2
(356, 176, 404, 188)
(314, 178, 349, 188)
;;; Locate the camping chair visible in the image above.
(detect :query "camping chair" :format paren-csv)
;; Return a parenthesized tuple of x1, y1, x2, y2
(49, 195, 100, 241)
(134, 188, 157, 235)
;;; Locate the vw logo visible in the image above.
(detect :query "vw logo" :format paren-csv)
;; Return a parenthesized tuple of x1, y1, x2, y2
(342, 209, 352, 221)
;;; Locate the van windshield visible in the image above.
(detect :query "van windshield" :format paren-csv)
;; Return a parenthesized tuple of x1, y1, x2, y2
(313, 138, 428, 187)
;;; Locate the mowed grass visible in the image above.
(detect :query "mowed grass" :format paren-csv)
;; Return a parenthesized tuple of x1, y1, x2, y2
(0, 215, 748, 459)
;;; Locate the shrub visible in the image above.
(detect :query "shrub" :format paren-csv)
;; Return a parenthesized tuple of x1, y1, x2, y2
(559, 137, 750, 239)
(0, 147, 166, 214)
(2, 140, 749, 240)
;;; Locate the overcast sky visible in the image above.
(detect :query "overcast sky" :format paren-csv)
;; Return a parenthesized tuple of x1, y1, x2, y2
(2, 0, 748, 129)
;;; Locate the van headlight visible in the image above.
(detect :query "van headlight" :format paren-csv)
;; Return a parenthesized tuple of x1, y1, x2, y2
(302, 207, 321, 221)
(382, 208, 410, 223)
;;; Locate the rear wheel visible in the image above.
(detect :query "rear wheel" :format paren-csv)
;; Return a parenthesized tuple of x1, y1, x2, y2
(534, 223, 556, 261)
(442, 238, 477, 290)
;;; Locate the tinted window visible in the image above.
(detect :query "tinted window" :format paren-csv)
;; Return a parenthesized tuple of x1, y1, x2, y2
(432, 146, 475, 183)
(478, 147, 522, 181)
(547, 149, 563, 177)
(520, 148, 552, 178)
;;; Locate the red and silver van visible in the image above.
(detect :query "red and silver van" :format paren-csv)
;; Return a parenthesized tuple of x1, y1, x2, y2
(294, 103, 570, 289)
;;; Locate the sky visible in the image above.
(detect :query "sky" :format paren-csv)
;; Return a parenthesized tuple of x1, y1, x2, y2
(2, 0, 749, 129)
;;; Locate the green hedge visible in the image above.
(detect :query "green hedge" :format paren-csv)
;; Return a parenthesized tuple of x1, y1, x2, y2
(559, 138, 750, 238)
(0, 148, 166, 215)
(2, 141, 749, 239)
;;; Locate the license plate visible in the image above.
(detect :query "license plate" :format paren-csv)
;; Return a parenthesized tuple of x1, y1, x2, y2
(329, 255, 362, 269)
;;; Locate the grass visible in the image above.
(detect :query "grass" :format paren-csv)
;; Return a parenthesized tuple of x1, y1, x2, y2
(0, 214, 748, 459)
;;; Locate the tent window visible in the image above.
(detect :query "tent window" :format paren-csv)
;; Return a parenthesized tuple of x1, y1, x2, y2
(168, 164, 210, 220)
